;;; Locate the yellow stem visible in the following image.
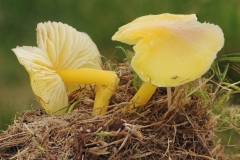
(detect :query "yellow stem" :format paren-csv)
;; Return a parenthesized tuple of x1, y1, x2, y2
(57, 69, 116, 85)
(57, 68, 119, 115)
(125, 81, 157, 111)
(93, 76, 119, 115)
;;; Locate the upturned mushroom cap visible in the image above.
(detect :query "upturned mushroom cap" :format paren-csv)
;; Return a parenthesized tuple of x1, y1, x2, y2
(13, 22, 102, 114)
(112, 13, 224, 87)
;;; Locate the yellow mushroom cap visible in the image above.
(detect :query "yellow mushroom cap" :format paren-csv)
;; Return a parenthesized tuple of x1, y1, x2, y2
(112, 13, 224, 87)
(12, 22, 102, 114)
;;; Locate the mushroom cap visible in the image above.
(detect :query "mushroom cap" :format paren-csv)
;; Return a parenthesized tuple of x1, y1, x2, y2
(112, 13, 224, 87)
(13, 22, 102, 114)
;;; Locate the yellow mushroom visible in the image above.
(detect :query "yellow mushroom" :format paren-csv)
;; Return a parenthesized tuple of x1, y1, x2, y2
(13, 22, 119, 115)
(112, 13, 224, 109)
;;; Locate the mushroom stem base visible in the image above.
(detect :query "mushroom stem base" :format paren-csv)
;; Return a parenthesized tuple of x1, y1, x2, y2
(125, 82, 157, 111)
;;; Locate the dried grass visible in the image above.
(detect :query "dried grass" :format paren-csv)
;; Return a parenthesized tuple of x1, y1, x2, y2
(0, 65, 225, 159)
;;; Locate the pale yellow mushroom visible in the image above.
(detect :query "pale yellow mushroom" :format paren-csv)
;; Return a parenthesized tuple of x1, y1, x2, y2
(13, 22, 119, 115)
(112, 13, 224, 109)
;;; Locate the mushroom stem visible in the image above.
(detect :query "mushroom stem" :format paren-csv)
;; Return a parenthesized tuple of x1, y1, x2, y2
(125, 81, 157, 111)
(57, 68, 119, 115)
(57, 69, 117, 85)
(167, 87, 172, 108)
(93, 76, 119, 115)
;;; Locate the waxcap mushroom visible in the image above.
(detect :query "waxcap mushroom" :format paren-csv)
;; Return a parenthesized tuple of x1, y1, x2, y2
(112, 13, 224, 109)
(13, 22, 118, 114)
(112, 13, 224, 87)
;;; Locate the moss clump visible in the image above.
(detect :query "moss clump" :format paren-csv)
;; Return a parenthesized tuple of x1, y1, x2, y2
(0, 62, 226, 159)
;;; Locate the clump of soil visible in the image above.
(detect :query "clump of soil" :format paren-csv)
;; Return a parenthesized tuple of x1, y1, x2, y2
(0, 64, 224, 159)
